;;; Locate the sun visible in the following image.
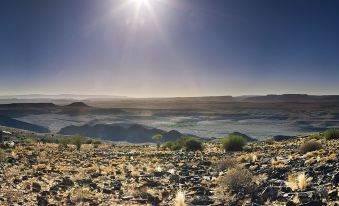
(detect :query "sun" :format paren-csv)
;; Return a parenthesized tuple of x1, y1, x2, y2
(131, 0, 150, 7)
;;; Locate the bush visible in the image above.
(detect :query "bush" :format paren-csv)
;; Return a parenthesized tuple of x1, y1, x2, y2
(324, 128, 339, 140)
(161, 137, 203, 151)
(265, 139, 275, 145)
(22, 137, 37, 144)
(71, 135, 86, 150)
(219, 168, 253, 191)
(221, 134, 247, 152)
(215, 158, 238, 172)
(162, 141, 175, 149)
(93, 140, 102, 148)
(181, 137, 203, 151)
(170, 142, 183, 151)
(58, 138, 70, 147)
(58, 135, 87, 150)
(85, 139, 93, 144)
(299, 141, 322, 154)
(152, 134, 163, 149)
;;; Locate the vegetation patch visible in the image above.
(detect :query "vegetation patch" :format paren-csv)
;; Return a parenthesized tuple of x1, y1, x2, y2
(162, 136, 203, 151)
(218, 168, 253, 191)
(221, 134, 247, 152)
(324, 128, 339, 140)
(299, 141, 322, 154)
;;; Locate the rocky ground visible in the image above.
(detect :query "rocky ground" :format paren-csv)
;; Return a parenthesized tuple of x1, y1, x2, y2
(0, 137, 338, 206)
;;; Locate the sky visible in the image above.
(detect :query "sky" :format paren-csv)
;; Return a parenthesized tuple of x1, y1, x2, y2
(0, 0, 339, 98)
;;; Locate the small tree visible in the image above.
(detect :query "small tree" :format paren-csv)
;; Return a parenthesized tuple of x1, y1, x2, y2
(71, 134, 85, 151)
(152, 134, 163, 149)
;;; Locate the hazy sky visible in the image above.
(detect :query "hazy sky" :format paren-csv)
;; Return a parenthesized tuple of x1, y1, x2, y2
(1, 0, 339, 97)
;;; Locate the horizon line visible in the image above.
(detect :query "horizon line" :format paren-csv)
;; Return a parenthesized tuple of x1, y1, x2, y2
(1, 93, 339, 99)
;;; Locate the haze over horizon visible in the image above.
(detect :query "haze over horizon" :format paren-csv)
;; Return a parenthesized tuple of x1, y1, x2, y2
(1, 0, 339, 97)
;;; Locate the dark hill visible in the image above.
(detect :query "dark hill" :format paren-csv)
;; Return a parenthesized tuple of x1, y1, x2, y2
(0, 103, 57, 108)
(65, 102, 90, 107)
(59, 124, 192, 143)
(0, 115, 50, 133)
(243, 94, 339, 103)
(0, 103, 58, 118)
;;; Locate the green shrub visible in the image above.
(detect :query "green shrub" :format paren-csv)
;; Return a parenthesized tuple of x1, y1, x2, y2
(265, 139, 275, 145)
(324, 128, 339, 140)
(219, 168, 253, 191)
(70, 135, 86, 150)
(161, 137, 203, 151)
(58, 135, 86, 150)
(221, 134, 247, 152)
(171, 141, 183, 151)
(85, 139, 93, 144)
(93, 140, 102, 148)
(59, 138, 71, 147)
(183, 137, 203, 151)
(152, 134, 163, 149)
(22, 137, 37, 144)
(299, 141, 322, 154)
(162, 141, 175, 149)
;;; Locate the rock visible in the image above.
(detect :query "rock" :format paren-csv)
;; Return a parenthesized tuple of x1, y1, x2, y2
(328, 189, 338, 200)
(332, 172, 339, 184)
(286, 201, 297, 206)
(102, 188, 113, 194)
(135, 192, 160, 205)
(121, 195, 133, 200)
(111, 180, 122, 190)
(60, 177, 74, 188)
(260, 187, 278, 202)
(300, 200, 323, 206)
(190, 186, 212, 196)
(32, 182, 41, 192)
(191, 197, 214, 205)
(37, 195, 48, 206)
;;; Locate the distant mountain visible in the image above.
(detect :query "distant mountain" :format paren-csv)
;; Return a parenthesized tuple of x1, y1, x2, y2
(0, 103, 58, 118)
(243, 94, 339, 103)
(59, 123, 195, 143)
(0, 115, 50, 133)
(65, 102, 90, 107)
(0, 94, 127, 100)
(0, 103, 57, 108)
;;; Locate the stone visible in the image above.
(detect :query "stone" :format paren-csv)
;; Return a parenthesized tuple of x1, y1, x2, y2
(32, 182, 41, 192)
(37, 196, 48, 206)
(260, 187, 278, 201)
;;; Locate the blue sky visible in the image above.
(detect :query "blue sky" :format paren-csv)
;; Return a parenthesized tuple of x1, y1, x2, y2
(1, 0, 339, 97)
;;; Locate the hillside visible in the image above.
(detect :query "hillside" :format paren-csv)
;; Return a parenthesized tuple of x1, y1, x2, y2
(0, 115, 50, 133)
(59, 123, 195, 143)
(0, 134, 337, 205)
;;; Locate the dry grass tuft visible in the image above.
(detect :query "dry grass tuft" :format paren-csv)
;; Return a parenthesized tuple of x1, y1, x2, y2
(218, 168, 253, 191)
(285, 172, 312, 191)
(174, 190, 185, 206)
(215, 158, 238, 171)
(271, 159, 285, 168)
